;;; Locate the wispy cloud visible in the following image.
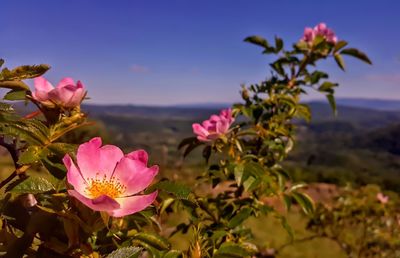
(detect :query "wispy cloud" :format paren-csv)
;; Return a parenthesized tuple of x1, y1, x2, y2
(130, 64, 150, 74)
(365, 74, 400, 84)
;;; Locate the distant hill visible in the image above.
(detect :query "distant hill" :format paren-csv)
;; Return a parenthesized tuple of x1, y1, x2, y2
(328, 98, 400, 111)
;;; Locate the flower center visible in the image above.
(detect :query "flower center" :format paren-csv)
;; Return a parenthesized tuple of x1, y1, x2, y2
(85, 173, 126, 199)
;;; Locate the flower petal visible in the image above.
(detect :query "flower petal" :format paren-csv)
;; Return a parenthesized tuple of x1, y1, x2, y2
(110, 191, 158, 217)
(126, 149, 148, 165)
(192, 123, 209, 138)
(57, 77, 75, 88)
(34, 77, 54, 92)
(77, 137, 103, 179)
(113, 157, 158, 196)
(68, 190, 120, 211)
(63, 154, 87, 195)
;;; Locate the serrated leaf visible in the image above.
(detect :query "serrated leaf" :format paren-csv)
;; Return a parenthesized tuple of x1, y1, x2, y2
(148, 180, 191, 199)
(132, 232, 170, 251)
(340, 48, 372, 64)
(0, 64, 50, 81)
(107, 247, 142, 258)
(18, 146, 44, 165)
(9, 175, 55, 194)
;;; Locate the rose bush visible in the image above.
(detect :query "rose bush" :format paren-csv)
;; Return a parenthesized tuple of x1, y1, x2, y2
(0, 23, 384, 258)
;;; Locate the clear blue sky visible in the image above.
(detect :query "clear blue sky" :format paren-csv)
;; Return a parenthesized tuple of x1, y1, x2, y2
(1, 0, 399, 105)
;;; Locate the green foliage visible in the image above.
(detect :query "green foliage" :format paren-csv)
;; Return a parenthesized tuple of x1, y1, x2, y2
(8, 175, 55, 194)
(0, 25, 374, 258)
(107, 247, 142, 258)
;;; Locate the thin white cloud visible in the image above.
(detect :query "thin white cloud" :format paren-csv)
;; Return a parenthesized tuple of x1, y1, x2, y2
(365, 74, 400, 84)
(131, 64, 150, 74)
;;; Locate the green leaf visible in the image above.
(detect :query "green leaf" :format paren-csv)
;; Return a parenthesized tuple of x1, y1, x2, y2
(228, 208, 252, 228)
(162, 250, 183, 258)
(18, 145, 46, 165)
(9, 175, 55, 194)
(243, 176, 258, 192)
(3, 89, 27, 100)
(244, 35, 270, 48)
(326, 94, 337, 116)
(318, 81, 338, 93)
(41, 155, 67, 179)
(149, 180, 191, 199)
(0, 64, 50, 81)
(215, 242, 253, 258)
(292, 192, 314, 215)
(333, 40, 348, 53)
(295, 104, 311, 122)
(234, 164, 244, 186)
(340, 48, 372, 64)
(275, 36, 283, 52)
(107, 247, 142, 258)
(47, 142, 77, 156)
(334, 54, 345, 71)
(132, 232, 170, 251)
(0, 81, 29, 91)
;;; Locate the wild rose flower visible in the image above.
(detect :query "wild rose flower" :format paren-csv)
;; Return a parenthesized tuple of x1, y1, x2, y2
(192, 108, 234, 142)
(302, 22, 338, 45)
(32, 77, 86, 108)
(63, 137, 158, 217)
(376, 192, 389, 204)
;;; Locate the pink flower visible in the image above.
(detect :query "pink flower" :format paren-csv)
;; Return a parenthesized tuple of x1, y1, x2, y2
(63, 137, 158, 217)
(32, 77, 86, 108)
(301, 22, 338, 44)
(376, 192, 389, 204)
(192, 108, 234, 142)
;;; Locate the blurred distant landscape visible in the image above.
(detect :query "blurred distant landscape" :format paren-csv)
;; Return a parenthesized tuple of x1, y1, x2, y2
(74, 98, 400, 193)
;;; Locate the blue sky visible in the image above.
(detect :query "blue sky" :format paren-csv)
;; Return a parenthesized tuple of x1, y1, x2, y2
(1, 0, 399, 105)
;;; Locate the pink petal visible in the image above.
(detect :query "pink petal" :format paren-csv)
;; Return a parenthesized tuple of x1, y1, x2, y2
(66, 88, 86, 107)
(34, 77, 54, 92)
(216, 119, 229, 134)
(68, 190, 120, 211)
(57, 77, 75, 89)
(77, 138, 123, 180)
(48, 87, 75, 106)
(192, 123, 209, 138)
(113, 157, 158, 196)
(63, 154, 87, 195)
(126, 149, 148, 165)
(110, 191, 158, 217)
(32, 90, 50, 102)
(76, 137, 103, 179)
(197, 135, 210, 142)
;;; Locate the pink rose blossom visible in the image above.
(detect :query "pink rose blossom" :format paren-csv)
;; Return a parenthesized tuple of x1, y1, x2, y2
(301, 22, 338, 44)
(376, 192, 389, 204)
(192, 108, 234, 142)
(32, 77, 86, 108)
(63, 137, 158, 217)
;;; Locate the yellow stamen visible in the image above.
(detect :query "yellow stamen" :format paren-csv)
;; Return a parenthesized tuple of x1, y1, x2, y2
(85, 173, 126, 199)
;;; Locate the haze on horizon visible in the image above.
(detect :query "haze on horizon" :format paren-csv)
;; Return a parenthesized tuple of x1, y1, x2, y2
(1, 0, 399, 105)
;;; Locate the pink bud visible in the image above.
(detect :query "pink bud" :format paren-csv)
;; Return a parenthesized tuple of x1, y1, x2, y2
(32, 77, 86, 108)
